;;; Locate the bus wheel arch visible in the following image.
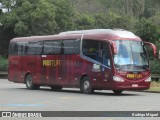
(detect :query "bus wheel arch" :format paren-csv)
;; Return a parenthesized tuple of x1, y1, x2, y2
(80, 75, 94, 94)
(25, 73, 40, 90)
(24, 72, 31, 84)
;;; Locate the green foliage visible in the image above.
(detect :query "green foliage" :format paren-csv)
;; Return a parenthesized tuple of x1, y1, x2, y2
(150, 41, 160, 74)
(135, 18, 159, 43)
(150, 59, 160, 74)
(50, 0, 74, 32)
(14, 0, 57, 36)
(0, 56, 8, 71)
(106, 12, 131, 30)
(0, 0, 160, 73)
(74, 14, 95, 30)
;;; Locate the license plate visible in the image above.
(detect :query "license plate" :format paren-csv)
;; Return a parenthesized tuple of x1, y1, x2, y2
(127, 74, 142, 79)
(132, 84, 138, 87)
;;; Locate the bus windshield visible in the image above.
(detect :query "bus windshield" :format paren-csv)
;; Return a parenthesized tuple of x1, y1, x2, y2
(114, 40, 148, 71)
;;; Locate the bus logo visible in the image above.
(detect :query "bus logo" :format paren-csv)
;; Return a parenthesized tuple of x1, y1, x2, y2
(43, 60, 61, 67)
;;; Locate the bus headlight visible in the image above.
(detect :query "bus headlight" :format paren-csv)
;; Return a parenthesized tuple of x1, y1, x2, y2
(145, 76, 151, 82)
(113, 76, 124, 82)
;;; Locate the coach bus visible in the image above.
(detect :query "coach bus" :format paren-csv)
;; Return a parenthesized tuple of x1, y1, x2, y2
(8, 29, 157, 94)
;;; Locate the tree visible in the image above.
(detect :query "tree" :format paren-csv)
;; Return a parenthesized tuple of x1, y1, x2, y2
(150, 41, 160, 74)
(94, 13, 109, 29)
(0, 0, 57, 55)
(14, 0, 57, 36)
(50, 0, 75, 32)
(0, 0, 17, 12)
(135, 18, 159, 43)
(74, 13, 95, 30)
(106, 12, 131, 30)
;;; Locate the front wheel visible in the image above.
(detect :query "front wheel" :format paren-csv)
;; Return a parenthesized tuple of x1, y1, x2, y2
(81, 76, 94, 94)
(25, 74, 40, 90)
(113, 90, 123, 95)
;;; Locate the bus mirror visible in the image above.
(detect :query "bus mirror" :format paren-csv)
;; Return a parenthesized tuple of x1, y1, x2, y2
(144, 42, 157, 58)
(112, 41, 117, 54)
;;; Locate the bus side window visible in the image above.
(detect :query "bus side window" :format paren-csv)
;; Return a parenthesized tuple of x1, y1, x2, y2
(82, 40, 102, 62)
(102, 49, 110, 67)
(62, 39, 80, 54)
(9, 43, 18, 55)
(13, 44, 18, 55)
(26, 41, 43, 55)
(74, 39, 80, 54)
(43, 40, 62, 55)
(102, 43, 111, 67)
(63, 40, 75, 54)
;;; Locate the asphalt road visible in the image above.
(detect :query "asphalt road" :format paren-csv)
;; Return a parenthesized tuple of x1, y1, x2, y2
(0, 79, 160, 120)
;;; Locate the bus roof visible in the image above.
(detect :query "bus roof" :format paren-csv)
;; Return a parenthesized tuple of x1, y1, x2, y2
(59, 29, 139, 39)
(11, 29, 141, 42)
(10, 34, 82, 42)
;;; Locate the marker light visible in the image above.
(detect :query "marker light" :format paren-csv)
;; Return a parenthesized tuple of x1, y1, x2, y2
(113, 76, 124, 82)
(145, 76, 151, 82)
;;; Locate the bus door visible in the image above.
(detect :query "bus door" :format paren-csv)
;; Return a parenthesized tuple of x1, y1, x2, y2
(82, 40, 112, 87)
(94, 42, 112, 87)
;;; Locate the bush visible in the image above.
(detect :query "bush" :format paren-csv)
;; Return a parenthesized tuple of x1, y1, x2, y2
(0, 56, 8, 71)
(150, 59, 160, 74)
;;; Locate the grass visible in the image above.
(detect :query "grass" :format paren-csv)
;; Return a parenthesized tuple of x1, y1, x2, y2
(148, 81, 160, 92)
(0, 56, 8, 71)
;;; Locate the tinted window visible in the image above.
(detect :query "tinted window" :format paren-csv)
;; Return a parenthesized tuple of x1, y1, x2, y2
(83, 40, 101, 61)
(43, 39, 80, 55)
(74, 39, 80, 54)
(9, 42, 18, 55)
(9, 42, 27, 55)
(26, 41, 43, 55)
(82, 40, 110, 66)
(63, 39, 80, 54)
(43, 40, 62, 55)
(63, 40, 75, 54)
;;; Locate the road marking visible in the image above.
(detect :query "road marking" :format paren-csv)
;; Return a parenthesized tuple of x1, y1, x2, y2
(4, 104, 45, 107)
(60, 96, 77, 100)
(35, 100, 52, 105)
(0, 84, 23, 86)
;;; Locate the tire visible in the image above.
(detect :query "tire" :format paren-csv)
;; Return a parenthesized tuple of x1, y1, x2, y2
(113, 90, 123, 95)
(81, 76, 94, 94)
(51, 86, 63, 91)
(25, 74, 40, 90)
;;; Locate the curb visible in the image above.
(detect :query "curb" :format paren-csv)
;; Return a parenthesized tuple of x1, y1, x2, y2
(134, 90, 160, 93)
(0, 72, 8, 79)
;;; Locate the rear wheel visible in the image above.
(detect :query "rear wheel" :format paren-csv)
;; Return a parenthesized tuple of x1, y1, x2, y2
(25, 74, 40, 90)
(51, 86, 63, 91)
(81, 76, 94, 94)
(113, 90, 123, 95)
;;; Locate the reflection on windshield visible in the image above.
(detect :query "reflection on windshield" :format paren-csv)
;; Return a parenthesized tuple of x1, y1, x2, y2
(114, 40, 148, 70)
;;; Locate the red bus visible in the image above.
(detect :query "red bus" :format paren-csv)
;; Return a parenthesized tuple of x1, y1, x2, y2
(8, 29, 157, 94)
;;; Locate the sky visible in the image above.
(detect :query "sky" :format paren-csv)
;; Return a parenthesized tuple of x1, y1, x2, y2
(0, 3, 7, 13)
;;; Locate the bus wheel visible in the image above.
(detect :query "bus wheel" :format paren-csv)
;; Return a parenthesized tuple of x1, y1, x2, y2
(51, 86, 63, 91)
(25, 74, 39, 90)
(81, 76, 94, 94)
(113, 90, 123, 95)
